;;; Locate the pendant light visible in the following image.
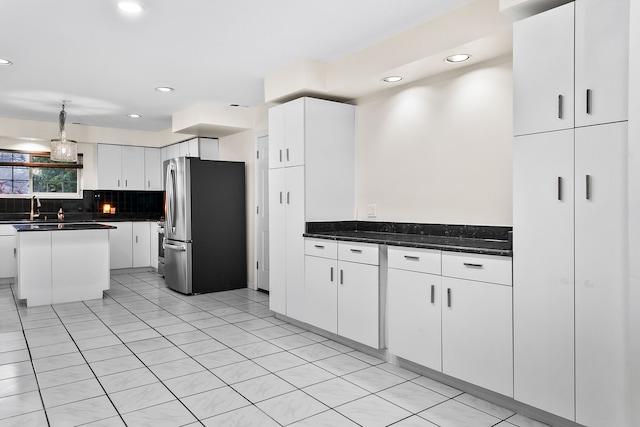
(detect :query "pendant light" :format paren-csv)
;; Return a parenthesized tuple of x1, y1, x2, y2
(50, 102, 78, 162)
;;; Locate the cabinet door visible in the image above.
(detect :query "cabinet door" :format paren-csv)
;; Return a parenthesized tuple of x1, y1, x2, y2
(285, 166, 305, 321)
(132, 222, 151, 268)
(337, 261, 379, 348)
(268, 168, 286, 314)
(144, 148, 162, 190)
(574, 122, 628, 427)
(179, 141, 190, 158)
(284, 98, 305, 167)
(167, 144, 180, 160)
(442, 277, 513, 397)
(574, 0, 629, 126)
(388, 268, 441, 370)
(122, 146, 145, 190)
(513, 130, 575, 418)
(513, 2, 574, 136)
(268, 104, 285, 169)
(97, 144, 123, 190)
(105, 222, 133, 269)
(0, 235, 16, 279)
(304, 255, 338, 334)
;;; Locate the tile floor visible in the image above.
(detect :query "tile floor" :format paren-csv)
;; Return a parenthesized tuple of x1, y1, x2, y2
(0, 271, 551, 427)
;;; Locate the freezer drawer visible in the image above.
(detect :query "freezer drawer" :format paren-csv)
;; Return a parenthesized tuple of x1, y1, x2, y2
(165, 240, 192, 294)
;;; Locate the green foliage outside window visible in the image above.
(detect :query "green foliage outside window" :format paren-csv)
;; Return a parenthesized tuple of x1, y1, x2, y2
(0, 151, 81, 195)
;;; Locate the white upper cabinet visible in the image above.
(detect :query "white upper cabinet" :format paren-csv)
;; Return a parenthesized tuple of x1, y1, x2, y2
(97, 144, 124, 190)
(144, 148, 162, 190)
(574, 0, 629, 127)
(121, 146, 145, 190)
(513, 2, 574, 136)
(166, 143, 180, 160)
(268, 98, 305, 169)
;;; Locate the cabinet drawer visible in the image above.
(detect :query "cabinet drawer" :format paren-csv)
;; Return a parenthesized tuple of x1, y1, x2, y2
(388, 246, 441, 274)
(442, 252, 512, 286)
(338, 242, 379, 265)
(304, 239, 337, 259)
(0, 225, 16, 235)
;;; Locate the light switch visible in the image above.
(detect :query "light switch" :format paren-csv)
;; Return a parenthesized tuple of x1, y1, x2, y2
(367, 204, 377, 218)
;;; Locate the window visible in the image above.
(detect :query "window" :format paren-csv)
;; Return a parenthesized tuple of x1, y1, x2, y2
(0, 150, 82, 196)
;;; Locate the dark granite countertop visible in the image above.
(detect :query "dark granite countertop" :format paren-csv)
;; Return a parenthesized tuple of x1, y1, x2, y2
(0, 217, 160, 225)
(304, 221, 513, 257)
(13, 223, 117, 232)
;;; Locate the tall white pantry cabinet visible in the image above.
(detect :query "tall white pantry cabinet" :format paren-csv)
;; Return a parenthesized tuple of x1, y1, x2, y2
(268, 97, 355, 322)
(513, 1, 630, 426)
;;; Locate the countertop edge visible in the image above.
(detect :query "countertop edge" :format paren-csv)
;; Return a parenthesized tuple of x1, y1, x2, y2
(303, 232, 513, 258)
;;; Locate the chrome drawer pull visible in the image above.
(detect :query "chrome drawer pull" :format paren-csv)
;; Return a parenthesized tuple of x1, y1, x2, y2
(447, 288, 452, 308)
(430, 285, 435, 304)
(330, 267, 334, 282)
(463, 262, 483, 268)
(349, 249, 363, 253)
(404, 255, 419, 261)
(314, 245, 325, 249)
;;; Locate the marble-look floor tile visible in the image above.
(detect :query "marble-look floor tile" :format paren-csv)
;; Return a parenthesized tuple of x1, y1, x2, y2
(108, 321, 150, 334)
(178, 338, 226, 357)
(0, 331, 24, 344)
(118, 328, 162, 343)
(81, 343, 132, 363)
(347, 350, 385, 365)
(455, 393, 516, 419)
(313, 353, 371, 376)
(182, 386, 251, 419)
(69, 326, 114, 341)
(202, 323, 245, 338)
(188, 317, 229, 329)
(377, 381, 449, 413)
(251, 325, 296, 340)
(121, 400, 197, 427)
(75, 334, 121, 351)
(0, 361, 33, 380)
(220, 313, 260, 324)
(164, 330, 211, 346)
(156, 321, 197, 336)
(136, 345, 188, 366)
(0, 410, 48, 427)
(25, 332, 72, 348)
(411, 376, 462, 398)
(125, 336, 174, 353)
(253, 351, 308, 373)
(288, 409, 360, 427)
(233, 341, 283, 359)
(201, 404, 280, 427)
(46, 395, 118, 427)
(36, 364, 95, 389)
(392, 415, 440, 426)
(336, 394, 412, 427)
(233, 373, 296, 403)
(298, 331, 328, 342)
(194, 348, 247, 369)
(109, 382, 175, 414)
(28, 341, 78, 360)
(41, 378, 104, 408)
(163, 370, 225, 398)
(234, 318, 274, 331)
(290, 342, 341, 362)
(216, 331, 264, 348)
(90, 354, 146, 377)
(256, 389, 329, 426)
(0, 339, 27, 353)
(212, 360, 270, 385)
(270, 334, 316, 350)
(343, 366, 406, 393)
(322, 339, 354, 353)
(277, 363, 336, 389)
(98, 367, 158, 394)
(0, 374, 38, 398)
(32, 351, 85, 373)
(378, 363, 422, 380)
(280, 323, 306, 334)
(0, 349, 30, 366)
(303, 377, 370, 408)
(149, 357, 205, 381)
(0, 390, 43, 420)
(506, 414, 551, 427)
(418, 399, 501, 427)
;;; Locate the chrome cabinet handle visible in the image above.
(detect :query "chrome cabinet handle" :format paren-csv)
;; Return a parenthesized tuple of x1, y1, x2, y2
(557, 177, 562, 201)
(463, 263, 483, 268)
(314, 245, 325, 249)
(447, 288, 452, 308)
(125, 179, 128, 187)
(340, 270, 344, 285)
(586, 89, 592, 115)
(330, 267, 334, 282)
(558, 94, 563, 119)
(404, 255, 419, 261)
(586, 175, 591, 200)
(430, 285, 435, 304)
(286, 148, 290, 162)
(279, 150, 282, 162)
(349, 249, 362, 253)
(286, 192, 290, 204)
(117, 179, 120, 188)
(279, 192, 283, 204)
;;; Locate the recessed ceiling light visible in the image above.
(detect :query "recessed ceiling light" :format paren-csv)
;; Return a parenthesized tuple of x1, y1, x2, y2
(155, 87, 174, 92)
(445, 54, 471, 63)
(127, 114, 142, 118)
(381, 76, 403, 83)
(118, 2, 144, 14)
(0, 59, 12, 66)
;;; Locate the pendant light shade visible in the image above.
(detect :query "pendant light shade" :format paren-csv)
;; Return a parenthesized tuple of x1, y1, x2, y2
(50, 103, 78, 162)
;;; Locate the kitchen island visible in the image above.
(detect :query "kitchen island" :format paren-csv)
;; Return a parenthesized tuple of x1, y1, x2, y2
(14, 223, 115, 307)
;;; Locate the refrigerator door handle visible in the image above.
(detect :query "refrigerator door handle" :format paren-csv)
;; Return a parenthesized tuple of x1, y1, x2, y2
(164, 243, 187, 251)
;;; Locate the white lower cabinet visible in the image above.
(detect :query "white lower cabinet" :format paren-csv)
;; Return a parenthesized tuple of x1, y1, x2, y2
(132, 222, 151, 268)
(387, 247, 442, 370)
(304, 239, 380, 348)
(0, 225, 16, 280)
(104, 222, 133, 269)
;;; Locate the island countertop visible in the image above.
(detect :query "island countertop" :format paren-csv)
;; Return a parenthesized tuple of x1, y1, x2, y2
(13, 223, 116, 232)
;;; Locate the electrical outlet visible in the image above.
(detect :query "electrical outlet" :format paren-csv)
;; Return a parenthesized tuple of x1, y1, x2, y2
(367, 204, 377, 218)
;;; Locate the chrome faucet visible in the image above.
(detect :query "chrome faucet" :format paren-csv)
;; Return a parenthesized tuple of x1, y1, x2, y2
(29, 195, 41, 220)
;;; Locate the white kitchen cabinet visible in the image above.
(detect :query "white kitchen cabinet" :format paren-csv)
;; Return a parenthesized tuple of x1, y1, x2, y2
(514, 0, 629, 136)
(442, 275, 513, 397)
(150, 223, 159, 270)
(97, 145, 145, 190)
(337, 241, 379, 349)
(513, 129, 576, 419)
(144, 148, 162, 190)
(166, 144, 180, 160)
(387, 247, 442, 370)
(171, 138, 219, 160)
(103, 221, 133, 269)
(574, 0, 629, 127)
(132, 222, 151, 268)
(304, 239, 338, 333)
(268, 97, 355, 320)
(574, 122, 628, 427)
(0, 225, 16, 280)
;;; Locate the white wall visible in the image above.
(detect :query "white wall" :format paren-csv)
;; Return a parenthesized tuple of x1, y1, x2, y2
(354, 55, 513, 226)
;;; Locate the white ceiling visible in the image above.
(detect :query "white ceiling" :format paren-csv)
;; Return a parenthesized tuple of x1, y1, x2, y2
(0, 0, 478, 132)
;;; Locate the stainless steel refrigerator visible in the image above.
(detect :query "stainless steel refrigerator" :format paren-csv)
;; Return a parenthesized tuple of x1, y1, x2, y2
(164, 157, 246, 294)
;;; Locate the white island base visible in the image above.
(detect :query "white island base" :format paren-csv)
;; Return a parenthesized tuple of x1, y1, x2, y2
(15, 225, 111, 307)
